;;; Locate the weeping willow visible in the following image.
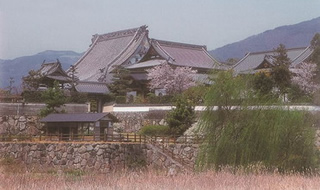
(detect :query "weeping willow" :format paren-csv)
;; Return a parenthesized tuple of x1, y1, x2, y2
(196, 71, 318, 173)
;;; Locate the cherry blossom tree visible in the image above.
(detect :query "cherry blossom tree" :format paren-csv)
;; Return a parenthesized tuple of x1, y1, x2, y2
(290, 62, 319, 94)
(146, 63, 197, 95)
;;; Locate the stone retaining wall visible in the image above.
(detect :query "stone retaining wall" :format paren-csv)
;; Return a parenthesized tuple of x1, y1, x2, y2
(0, 115, 40, 135)
(112, 111, 167, 133)
(0, 142, 198, 173)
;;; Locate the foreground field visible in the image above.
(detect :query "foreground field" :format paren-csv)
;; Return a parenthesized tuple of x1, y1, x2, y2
(1, 169, 320, 190)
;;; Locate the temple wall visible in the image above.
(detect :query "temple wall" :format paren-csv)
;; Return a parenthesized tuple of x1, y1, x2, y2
(0, 103, 88, 116)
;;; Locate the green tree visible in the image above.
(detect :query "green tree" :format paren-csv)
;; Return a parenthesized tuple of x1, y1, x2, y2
(310, 33, 320, 66)
(166, 96, 196, 136)
(252, 72, 274, 98)
(40, 81, 67, 117)
(271, 44, 292, 99)
(107, 65, 133, 97)
(310, 33, 320, 84)
(22, 70, 45, 91)
(196, 71, 318, 173)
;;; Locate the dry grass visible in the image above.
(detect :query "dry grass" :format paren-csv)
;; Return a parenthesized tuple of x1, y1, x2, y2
(1, 167, 320, 190)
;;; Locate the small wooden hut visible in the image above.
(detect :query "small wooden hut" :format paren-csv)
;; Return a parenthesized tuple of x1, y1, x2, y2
(40, 113, 117, 141)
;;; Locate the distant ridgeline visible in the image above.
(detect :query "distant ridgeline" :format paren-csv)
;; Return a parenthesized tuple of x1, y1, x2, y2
(210, 16, 320, 62)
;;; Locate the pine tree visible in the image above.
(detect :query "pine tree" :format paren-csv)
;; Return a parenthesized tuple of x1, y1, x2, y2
(40, 81, 67, 117)
(166, 96, 195, 136)
(107, 65, 133, 96)
(271, 44, 292, 99)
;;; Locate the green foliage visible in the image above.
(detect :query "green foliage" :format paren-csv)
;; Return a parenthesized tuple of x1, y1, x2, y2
(252, 72, 274, 97)
(22, 90, 44, 102)
(107, 66, 133, 96)
(287, 84, 312, 103)
(146, 93, 173, 104)
(40, 81, 67, 117)
(115, 96, 126, 104)
(197, 71, 318, 173)
(68, 91, 88, 103)
(310, 33, 320, 85)
(166, 96, 195, 136)
(22, 70, 44, 91)
(311, 33, 320, 48)
(204, 71, 249, 106)
(183, 85, 208, 105)
(273, 44, 291, 66)
(271, 44, 292, 98)
(139, 125, 170, 136)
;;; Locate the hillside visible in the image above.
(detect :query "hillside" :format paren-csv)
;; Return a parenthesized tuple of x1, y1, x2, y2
(0, 50, 82, 89)
(210, 17, 320, 62)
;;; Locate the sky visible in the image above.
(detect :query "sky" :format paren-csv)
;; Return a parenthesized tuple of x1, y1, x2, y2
(0, 0, 320, 60)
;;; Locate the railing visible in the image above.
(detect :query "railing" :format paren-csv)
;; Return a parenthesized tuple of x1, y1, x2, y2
(0, 134, 204, 144)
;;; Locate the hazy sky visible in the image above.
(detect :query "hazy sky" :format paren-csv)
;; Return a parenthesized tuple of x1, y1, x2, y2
(0, 0, 319, 59)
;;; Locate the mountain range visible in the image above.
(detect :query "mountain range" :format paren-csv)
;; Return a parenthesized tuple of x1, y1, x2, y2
(0, 51, 82, 89)
(209, 16, 320, 62)
(1, 16, 320, 89)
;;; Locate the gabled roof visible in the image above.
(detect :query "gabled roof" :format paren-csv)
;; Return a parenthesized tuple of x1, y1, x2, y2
(70, 25, 149, 83)
(233, 46, 313, 74)
(150, 39, 219, 69)
(39, 61, 71, 82)
(40, 113, 112, 123)
(75, 81, 109, 94)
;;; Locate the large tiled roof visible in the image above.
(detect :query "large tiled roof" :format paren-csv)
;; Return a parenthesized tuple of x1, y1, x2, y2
(71, 26, 149, 83)
(40, 113, 111, 123)
(233, 47, 313, 74)
(150, 39, 219, 69)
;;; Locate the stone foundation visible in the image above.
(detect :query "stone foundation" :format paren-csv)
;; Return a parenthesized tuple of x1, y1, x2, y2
(0, 115, 40, 135)
(0, 142, 198, 173)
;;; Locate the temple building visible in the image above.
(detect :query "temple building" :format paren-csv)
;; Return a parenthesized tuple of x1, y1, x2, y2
(232, 46, 314, 74)
(69, 25, 221, 98)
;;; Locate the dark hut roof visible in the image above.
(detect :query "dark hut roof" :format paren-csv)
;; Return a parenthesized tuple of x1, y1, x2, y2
(233, 46, 313, 74)
(40, 113, 113, 123)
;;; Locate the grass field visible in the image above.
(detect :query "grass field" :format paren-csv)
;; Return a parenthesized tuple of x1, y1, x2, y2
(1, 168, 320, 190)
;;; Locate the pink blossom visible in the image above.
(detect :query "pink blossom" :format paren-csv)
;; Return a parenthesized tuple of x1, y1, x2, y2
(146, 63, 197, 94)
(290, 62, 319, 94)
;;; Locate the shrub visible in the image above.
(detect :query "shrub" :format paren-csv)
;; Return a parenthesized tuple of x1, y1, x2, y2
(139, 125, 170, 136)
(22, 91, 44, 102)
(147, 93, 173, 104)
(115, 96, 126, 104)
(67, 91, 88, 103)
(166, 96, 195, 136)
